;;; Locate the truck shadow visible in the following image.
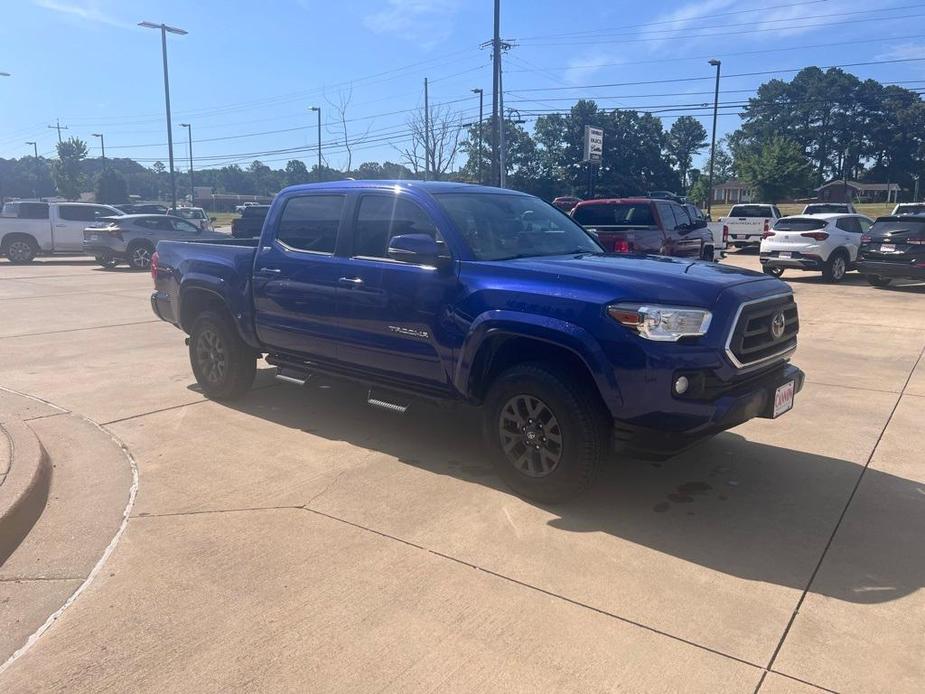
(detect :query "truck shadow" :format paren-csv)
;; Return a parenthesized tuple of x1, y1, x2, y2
(218, 372, 924, 606)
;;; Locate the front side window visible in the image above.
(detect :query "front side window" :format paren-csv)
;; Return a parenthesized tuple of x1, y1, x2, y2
(58, 205, 94, 221)
(354, 196, 439, 258)
(276, 195, 344, 253)
(836, 217, 862, 233)
(436, 193, 601, 261)
(171, 218, 200, 233)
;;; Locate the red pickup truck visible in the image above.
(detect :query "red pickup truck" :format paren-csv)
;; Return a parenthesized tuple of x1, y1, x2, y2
(571, 197, 714, 259)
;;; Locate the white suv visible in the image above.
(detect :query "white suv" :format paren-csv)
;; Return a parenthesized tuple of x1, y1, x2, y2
(759, 214, 873, 283)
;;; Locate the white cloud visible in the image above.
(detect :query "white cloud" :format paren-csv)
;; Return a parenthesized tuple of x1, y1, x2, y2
(33, 0, 131, 29)
(363, 0, 462, 49)
(877, 42, 925, 62)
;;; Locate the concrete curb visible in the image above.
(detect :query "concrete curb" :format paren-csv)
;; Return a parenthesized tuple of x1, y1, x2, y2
(0, 418, 52, 565)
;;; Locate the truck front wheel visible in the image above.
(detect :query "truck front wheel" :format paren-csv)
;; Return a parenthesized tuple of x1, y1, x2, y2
(483, 362, 607, 503)
(189, 311, 257, 400)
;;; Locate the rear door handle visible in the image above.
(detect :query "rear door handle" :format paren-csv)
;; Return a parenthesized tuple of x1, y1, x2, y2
(255, 267, 281, 275)
(338, 276, 364, 286)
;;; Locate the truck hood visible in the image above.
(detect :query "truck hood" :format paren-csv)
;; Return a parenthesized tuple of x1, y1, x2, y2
(485, 253, 776, 306)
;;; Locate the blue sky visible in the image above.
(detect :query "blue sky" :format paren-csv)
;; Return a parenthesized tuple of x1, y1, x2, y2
(2, 0, 923, 172)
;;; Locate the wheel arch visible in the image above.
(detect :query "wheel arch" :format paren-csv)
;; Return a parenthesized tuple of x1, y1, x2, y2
(0, 231, 39, 252)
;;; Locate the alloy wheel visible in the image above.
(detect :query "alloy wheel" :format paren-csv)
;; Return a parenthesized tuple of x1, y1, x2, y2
(132, 247, 152, 269)
(498, 394, 563, 478)
(7, 240, 34, 263)
(196, 328, 227, 384)
(832, 256, 846, 280)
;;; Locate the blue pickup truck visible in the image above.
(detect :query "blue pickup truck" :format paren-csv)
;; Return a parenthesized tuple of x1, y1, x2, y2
(151, 181, 803, 501)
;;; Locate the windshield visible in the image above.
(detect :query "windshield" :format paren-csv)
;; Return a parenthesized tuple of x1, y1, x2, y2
(773, 217, 827, 231)
(729, 205, 774, 218)
(895, 204, 925, 215)
(174, 208, 204, 220)
(435, 193, 602, 261)
(572, 203, 655, 227)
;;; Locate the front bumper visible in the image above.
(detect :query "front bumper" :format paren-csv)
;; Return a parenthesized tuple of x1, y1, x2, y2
(613, 362, 804, 459)
(857, 259, 925, 280)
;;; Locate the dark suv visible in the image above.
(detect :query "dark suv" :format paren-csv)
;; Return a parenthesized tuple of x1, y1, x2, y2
(571, 197, 714, 259)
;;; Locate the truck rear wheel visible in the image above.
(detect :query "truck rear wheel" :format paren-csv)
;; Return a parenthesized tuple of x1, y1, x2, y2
(189, 311, 257, 400)
(4, 236, 38, 264)
(483, 362, 607, 503)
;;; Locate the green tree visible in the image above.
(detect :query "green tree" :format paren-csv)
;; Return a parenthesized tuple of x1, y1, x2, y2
(94, 168, 129, 204)
(738, 137, 812, 202)
(666, 116, 708, 190)
(284, 159, 310, 186)
(52, 137, 88, 199)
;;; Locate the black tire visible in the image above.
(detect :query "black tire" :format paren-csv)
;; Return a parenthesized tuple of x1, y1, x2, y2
(822, 250, 849, 283)
(127, 241, 154, 270)
(189, 310, 257, 400)
(96, 256, 118, 269)
(866, 275, 892, 287)
(4, 235, 38, 264)
(763, 265, 784, 277)
(483, 362, 608, 503)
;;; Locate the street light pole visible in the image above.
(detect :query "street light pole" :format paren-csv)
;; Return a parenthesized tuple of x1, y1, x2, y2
(91, 132, 105, 162)
(180, 123, 194, 203)
(309, 107, 321, 181)
(706, 59, 721, 217)
(26, 141, 38, 158)
(472, 88, 484, 184)
(139, 20, 187, 212)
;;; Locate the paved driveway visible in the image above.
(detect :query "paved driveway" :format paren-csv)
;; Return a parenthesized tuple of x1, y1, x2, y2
(0, 255, 922, 692)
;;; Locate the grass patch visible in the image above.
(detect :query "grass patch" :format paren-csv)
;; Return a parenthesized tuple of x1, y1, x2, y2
(710, 203, 895, 219)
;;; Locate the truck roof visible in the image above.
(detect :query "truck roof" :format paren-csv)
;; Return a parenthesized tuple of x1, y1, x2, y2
(574, 197, 655, 206)
(278, 180, 529, 197)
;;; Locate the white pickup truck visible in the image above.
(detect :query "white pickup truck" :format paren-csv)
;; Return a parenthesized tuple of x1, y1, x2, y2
(721, 203, 782, 248)
(1, 201, 124, 264)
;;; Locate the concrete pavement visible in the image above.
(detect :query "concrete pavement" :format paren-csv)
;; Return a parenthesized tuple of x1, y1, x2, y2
(0, 254, 922, 692)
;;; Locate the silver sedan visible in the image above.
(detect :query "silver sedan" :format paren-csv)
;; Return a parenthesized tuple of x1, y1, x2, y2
(82, 214, 227, 269)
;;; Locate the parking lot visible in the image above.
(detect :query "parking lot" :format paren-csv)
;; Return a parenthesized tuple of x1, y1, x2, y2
(0, 253, 923, 692)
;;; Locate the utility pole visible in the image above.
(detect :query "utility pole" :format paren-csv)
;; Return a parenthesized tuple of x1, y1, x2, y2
(26, 141, 38, 158)
(139, 21, 187, 212)
(309, 107, 322, 181)
(842, 147, 849, 203)
(472, 88, 484, 184)
(490, 0, 500, 187)
(47, 119, 68, 144)
(423, 77, 431, 181)
(180, 123, 194, 203)
(91, 132, 106, 162)
(706, 59, 721, 217)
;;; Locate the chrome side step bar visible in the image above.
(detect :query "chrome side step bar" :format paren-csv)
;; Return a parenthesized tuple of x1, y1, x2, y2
(274, 367, 311, 387)
(367, 389, 409, 414)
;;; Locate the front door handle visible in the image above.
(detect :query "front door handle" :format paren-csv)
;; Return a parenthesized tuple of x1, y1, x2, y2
(255, 267, 281, 275)
(338, 276, 364, 287)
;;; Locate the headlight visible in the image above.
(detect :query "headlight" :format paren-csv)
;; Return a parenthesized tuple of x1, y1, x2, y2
(608, 304, 712, 341)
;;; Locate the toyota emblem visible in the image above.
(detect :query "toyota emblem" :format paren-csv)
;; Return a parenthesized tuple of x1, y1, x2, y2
(770, 311, 786, 340)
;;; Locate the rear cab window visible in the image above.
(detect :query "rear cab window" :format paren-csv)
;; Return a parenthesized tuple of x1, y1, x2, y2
(275, 195, 345, 254)
(573, 203, 655, 227)
(729, 205, 774, 218)
(4, 202, 50, 219)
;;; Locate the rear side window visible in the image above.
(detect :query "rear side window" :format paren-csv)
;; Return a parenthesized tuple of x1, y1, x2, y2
(573, 203, 655, 226)
(730, 205, 773, 218)
(353, 195, 439, 258)
(773, 217, 827, 231)
(244, 206, 269, 218)
(16, 202, 50, 219)
(276, 195, 344, 253)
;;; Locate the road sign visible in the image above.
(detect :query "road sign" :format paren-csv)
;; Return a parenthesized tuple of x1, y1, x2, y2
(583, 126, 603, 163)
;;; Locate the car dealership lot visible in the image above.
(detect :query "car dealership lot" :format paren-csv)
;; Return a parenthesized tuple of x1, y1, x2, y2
(0, 256, 923, 692)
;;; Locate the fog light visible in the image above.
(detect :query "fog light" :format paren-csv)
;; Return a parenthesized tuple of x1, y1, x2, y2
(674, 376, 690, 395)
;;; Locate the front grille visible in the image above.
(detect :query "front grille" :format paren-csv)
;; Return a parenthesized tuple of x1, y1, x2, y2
(727, 294, 798, 368)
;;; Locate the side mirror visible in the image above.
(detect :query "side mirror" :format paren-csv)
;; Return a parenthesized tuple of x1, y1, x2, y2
(692, 218, 708, 230)
(387, 233, 443, 266)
